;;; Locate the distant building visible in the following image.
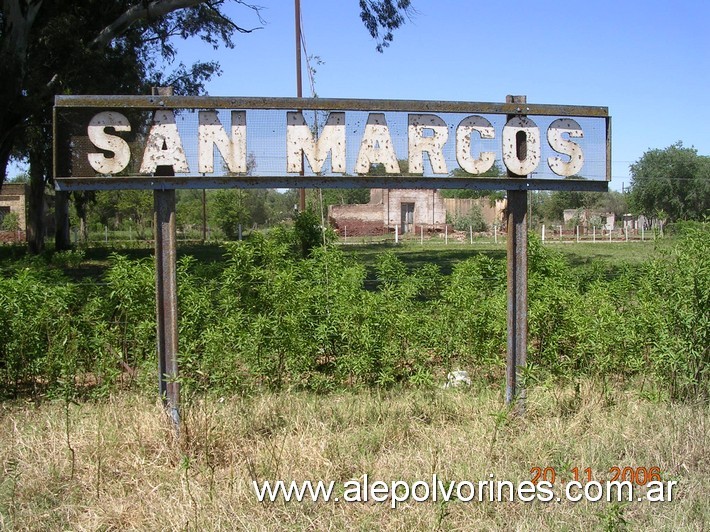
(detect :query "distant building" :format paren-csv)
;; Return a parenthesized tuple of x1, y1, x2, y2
(328, 189, 508, 236)
(328, 189, 447, 235)
(442, 197, 506, 228)
(563, 208, 615, 231)
(621, 214, 650, 230)
(0, 183, 27, 242)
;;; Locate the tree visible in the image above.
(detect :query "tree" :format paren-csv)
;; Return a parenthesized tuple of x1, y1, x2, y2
(85, 189, 153, 239)
(537, 188, 586, 222)
(359, 0, 414, 52)
(1, 1, 414, 252)
(440, 163, 505, 203)
(2, 0, 253, 251)
(208, 188, 297, 238)
(317, 188, 370, 212)
(629, 142, 710, 222)
(212, 189, 248, 239)
(591, 190, 628, 220)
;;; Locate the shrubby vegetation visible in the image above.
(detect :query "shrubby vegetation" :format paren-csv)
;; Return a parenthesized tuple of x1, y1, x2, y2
(0, 224, 707, 402)
(629, 142, 710, 222)
(447, 205, 488, 232)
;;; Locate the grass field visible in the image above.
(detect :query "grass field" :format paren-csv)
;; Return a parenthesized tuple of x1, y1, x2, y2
(0, 381, 707, 530)
(0, 234, 706, 530)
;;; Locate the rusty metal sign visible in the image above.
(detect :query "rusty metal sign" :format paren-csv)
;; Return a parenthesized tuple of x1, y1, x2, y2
(54, 96, 610, 192)
(52, 94, 611, 428)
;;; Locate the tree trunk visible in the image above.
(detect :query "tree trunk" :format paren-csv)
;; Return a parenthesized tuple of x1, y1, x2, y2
(27, 151, 46, 254)
(79, 216, 88, 243)
(55, 190, 71, 250)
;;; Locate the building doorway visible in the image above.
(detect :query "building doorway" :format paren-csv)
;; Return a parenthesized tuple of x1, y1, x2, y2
(401, 202, 414, 234)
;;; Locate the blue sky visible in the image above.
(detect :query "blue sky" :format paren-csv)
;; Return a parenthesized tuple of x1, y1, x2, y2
(169, 0, 709, 191)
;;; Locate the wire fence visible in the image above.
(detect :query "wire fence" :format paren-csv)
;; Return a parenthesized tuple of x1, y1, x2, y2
(55, 222, 665, 249)
(336, 223, 663, 246)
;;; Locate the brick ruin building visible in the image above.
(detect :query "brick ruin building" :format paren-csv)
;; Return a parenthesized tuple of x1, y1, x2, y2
(0, 183, 27, 243)
(328, 188, 447, 236)
(328, 189, 506, 236)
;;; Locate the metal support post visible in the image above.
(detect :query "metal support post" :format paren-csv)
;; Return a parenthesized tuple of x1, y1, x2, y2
(202, 189, 207, 242)
(152, 86, 179, 433)
(155, 189, 180, 432)
(505, 95, 528, 411)
(506, 190, 528, 408)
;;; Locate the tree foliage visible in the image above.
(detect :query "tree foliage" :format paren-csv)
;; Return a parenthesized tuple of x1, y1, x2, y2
(1, 0, 255, 181)
(1, 1, 415, 251)
(359, 0, 414, 52)
(81, 187, 297, 239)
(629, 142, 710, 221)
(1, 0, 258, 251)
(440, 163, 505, 201)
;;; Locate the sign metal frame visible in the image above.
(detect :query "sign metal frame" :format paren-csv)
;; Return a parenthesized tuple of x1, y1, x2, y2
(53, 94, 611, 429)
(53, 95, 611, 193)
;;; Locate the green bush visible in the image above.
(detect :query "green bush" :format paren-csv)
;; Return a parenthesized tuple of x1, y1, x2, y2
(0, 211, 19, 231)
(448, 206, 488, 232)
(0, 223, 706, 402)
(636, 227, 709, 400)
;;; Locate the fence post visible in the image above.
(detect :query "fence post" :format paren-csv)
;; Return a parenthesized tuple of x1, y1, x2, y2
(576, 225, 579, 243)
(559, 225, 562, 242)
(395, 224, 399, 244)
(541, 224, 545, 243)
(593, 226, 596, 243)
(625, 225, 628, 242)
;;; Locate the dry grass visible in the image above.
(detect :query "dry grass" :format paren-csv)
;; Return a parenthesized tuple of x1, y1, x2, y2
(0, 382, 707, 531)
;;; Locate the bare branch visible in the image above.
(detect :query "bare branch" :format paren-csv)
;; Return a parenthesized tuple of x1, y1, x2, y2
(1, 0, 43, 63)
(205, 2, 263, 34)
(90, 0, 207, 50)
(90, 0, 265, 50)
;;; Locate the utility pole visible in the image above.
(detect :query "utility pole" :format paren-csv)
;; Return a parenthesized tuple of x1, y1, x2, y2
(295, 0, 306, 212)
